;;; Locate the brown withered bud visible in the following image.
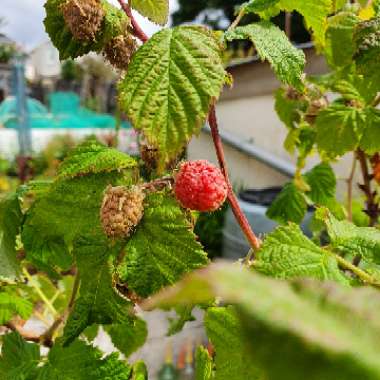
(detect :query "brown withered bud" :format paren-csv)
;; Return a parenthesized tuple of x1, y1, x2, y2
(100, 185, 145, 239)
(103, 34, 137, 70)
(61, 0, 105, 42)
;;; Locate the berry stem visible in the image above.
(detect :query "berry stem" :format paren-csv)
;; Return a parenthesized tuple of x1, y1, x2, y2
(117, 0, 149, 43)
(208, 105, 261, 252)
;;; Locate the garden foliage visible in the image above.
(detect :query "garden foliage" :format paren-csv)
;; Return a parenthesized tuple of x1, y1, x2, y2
(0, 0, 380, 378)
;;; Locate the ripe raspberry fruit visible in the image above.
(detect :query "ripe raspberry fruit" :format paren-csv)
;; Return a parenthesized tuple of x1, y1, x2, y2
(61, 0, 105, 42)
(174, 160, 228, 212)
(103, 34, 137, 70)
(100, 185, 145, 238)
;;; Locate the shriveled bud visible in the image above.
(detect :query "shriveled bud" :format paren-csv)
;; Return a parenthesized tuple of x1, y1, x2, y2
(103, 34, 137, 70)
(61, 0, 105, 42)
(100, 185, 145, 238)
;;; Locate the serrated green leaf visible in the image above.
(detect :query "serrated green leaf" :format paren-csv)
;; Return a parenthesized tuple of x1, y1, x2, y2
(317, 207, 380, 265)
(304, 163, 336, 205)
(63, 236, 134, 345)
(315, 103, 366, 158)
(0, 287, 33, 325)
(254, 224, 349, 284)
(226, 22, 305, 89)
(22, 140, 138, 273)
(147, 263, 380, 380)
(117, 192, 209, 298)
(195, 346, 213, 380)
(354, 17, 380, 87)
(266, 182, 307, 224)
(0, 332, 40, 380)
(44, 0, 129, 60)
(37, 339, 132, 380)
(279, 0, 332, 45)
(0, 193, 23, 281)
(107, 317, 147, 358)
(205, 306, 261, 380)
(119, 26, 225, 172)
(242, 0, 280, 13)
(360, 107, 380, 154)
(57, 137, 137, 180)
(325, 12, 360, 68)
(130, 0, 169, 25)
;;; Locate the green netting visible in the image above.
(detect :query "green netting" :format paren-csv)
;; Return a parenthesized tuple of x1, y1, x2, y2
(0, 93, 131, 129)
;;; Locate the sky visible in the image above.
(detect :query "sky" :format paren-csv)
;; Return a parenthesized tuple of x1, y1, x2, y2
(0, 0, 179, 50)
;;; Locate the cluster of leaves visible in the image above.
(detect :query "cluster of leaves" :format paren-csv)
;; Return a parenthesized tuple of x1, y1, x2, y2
(1, 0, 380, 379)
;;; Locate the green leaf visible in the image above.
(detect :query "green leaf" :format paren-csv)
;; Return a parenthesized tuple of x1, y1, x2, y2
(118, 192, 209, 298)
(316, 207, 380, 265)
(274, 88, 307, 130)
(278, 0, 332, 45)
(242, 0, 280, 13)
(254, 224, 349, 284)
(205, 306, 261, 380)
(354, 18, 380, 87)
(63, 236, 134, 345)
(304, 163, 336, 205)
(226, 21, 305, 89)
(315, 103, 365, 158)
(0, 332, 40, 380)
(130, 0, 169, 25)
(107, 317, 148, 358)
(325, 12, 360, 68)
(119, 26, 225, 172)
(130, 361, 148, 380)
(44, 0, 129, 60)
(0, 193, 23, 281)
(37, 339, 132, 379)
(0, 287, 33, 325)
(146, 263, 380, 380)
(22, 140, 138, 273)
(360, 107, 380, 155)
(167, 305, 196, 336)
(57, 137, 137, 180)
(195, 346, 213, 380)
(266, 182, 307, 224)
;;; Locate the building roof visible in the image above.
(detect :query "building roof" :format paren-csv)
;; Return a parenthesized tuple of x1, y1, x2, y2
(0, 33, 15, 46)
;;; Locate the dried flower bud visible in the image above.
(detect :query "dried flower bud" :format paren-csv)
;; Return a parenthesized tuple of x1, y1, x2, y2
(61, 0, 105, 42)
(103, 34, 137, 70)
(100, 185, 145, 238)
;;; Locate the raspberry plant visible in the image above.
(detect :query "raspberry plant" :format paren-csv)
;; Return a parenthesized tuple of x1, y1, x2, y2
(1, 0, 380, 379)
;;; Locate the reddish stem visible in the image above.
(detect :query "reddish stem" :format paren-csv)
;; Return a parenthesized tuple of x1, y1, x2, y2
(208, 105, 261, 251)
(117, 0, 149, 43)
(357, 149, 379, 226)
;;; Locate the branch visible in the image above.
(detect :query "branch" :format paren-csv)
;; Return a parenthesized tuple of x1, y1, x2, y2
(117, 0, 149, 43)
(357, 149, 379, 226)
(208, 104, 261, 257)
(346, 154, 357, 222)
(5, 321, 46, 346)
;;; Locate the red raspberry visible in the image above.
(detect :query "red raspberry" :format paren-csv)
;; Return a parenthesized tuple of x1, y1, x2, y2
(174, 160, 228, 212)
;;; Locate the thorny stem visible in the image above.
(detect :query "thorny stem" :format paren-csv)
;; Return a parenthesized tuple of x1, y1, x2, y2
(334, 254, 380, 287)
(357, 149, 379, 226)
(208, 105, 261, 256)
(228, 7, 246, 31)
(346, 155, 357, 222)
(117, 0, 149, 43)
